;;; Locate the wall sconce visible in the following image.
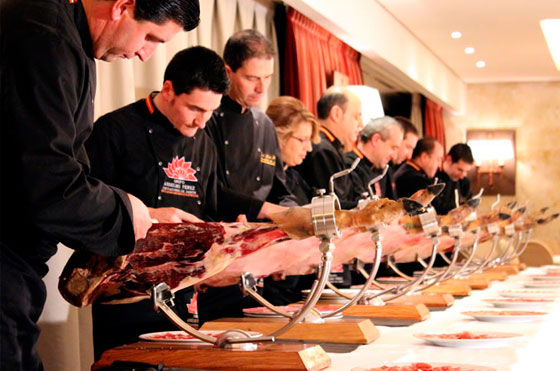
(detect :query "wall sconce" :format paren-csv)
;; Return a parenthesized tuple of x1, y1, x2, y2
(346, 85, 385, 123)
(466, 130, 516, 195)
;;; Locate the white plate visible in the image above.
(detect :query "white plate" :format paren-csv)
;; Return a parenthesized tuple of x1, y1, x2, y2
(523, 280, 560, 288)
(139, 330, 261, 343)
(243, 304, 342, 318)
(461, 310, 547, 323)
(414, 331, 522, 348)
(499, 289, 560, 299)
(301, 288, 382, 302)
(353, 363, 496, 371)
(483, 298, 555, 309)
(529, 274, 560, 281)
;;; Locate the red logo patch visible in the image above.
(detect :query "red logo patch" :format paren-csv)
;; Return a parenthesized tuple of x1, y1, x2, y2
(163, 156, 197, 181)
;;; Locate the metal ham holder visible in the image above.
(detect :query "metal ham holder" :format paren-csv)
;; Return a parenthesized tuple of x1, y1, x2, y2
(403, 197, 485, 290)
(377, 206, 443, 301)
(200, 157, 379, 347)
(319, 165, 388, 315)
(484, 206, 529, 267)
(149, 170, 353, 351)
(98, 174, 366, 370)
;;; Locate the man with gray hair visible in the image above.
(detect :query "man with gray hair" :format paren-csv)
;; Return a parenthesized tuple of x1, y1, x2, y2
(345, 116, 403, 201)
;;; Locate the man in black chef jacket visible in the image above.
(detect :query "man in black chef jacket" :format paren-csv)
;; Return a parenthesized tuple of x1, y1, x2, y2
(392, 117, 420, 170)
(345, 116, 402, 284)
(0, 1, 201, 369)
(389, 117, 420, 198)
(431, 143, 474, 214)
(87, 46, 288, 358)
(201, 29, 298, 324)
(345, 116, 404, 201)
(392, 137, 444, 276)
(295, 86, 363, 287)
(393, 137, 444, 198)
(296, 86, 364, 206)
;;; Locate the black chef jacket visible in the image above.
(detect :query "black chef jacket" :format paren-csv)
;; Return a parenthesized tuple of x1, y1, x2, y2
(431, 169, 473, 215)
(295, 127, 357, 209)
(200, 96, 298, 324)
(0, 1, 134, 369)
(344, 148, 397, 201)
(205, 95, 297, 209)
(86, 95, 221, 221)
(284, 167, 315, 206)
(393, 160, 433, 198)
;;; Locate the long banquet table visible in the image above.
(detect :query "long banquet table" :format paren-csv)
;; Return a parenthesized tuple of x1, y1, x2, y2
(325, 266, 560, 370)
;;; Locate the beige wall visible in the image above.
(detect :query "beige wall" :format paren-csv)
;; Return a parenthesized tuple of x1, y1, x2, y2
(443, 82, 560, 246)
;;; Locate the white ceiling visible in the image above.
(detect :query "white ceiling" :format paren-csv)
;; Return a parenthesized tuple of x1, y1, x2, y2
(375, 0, 560, 83)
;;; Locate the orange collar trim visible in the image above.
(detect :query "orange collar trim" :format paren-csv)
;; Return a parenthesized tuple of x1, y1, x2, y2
(352, 147, 364, 159)
(320, 127, 335, 143)
(406, 160, 422, 172)
(145, 95, 155, 114)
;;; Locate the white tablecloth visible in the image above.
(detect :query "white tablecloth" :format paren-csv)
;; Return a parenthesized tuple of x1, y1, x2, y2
(326, 267, 560, 371)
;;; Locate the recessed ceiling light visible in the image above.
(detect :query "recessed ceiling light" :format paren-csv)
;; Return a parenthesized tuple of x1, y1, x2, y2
(476, 61, 486, 68)
(451, 31, 462, 39)
(465, 47, 475, 54)
(540, 19, 560, 70)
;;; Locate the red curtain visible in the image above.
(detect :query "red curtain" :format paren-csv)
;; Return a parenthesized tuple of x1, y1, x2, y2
(424, 98, 446, 150)
(284, 8, 363, 115)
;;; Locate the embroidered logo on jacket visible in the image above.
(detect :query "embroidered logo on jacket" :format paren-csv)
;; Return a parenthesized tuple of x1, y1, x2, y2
(260, 153, 276, 166)
(161, 157, 199, 198)
(163, 156, 197, 181)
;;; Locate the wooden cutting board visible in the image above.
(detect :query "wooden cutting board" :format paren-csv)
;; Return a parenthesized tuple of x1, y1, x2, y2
(446, 276, 490, 290)
(341, 303, 430, 325)
(388, 292, 455, 310)
(92, 342, 330, 371)
(422, 282, 472, 296)
(202, 317, 379, 344)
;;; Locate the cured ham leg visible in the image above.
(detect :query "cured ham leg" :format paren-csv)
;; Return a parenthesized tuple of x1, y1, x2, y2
(59, 198, 420, 307)
(59, 222, 288, 307)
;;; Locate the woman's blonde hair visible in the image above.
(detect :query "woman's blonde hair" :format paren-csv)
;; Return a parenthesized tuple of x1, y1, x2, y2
(266, 96, 320, 144)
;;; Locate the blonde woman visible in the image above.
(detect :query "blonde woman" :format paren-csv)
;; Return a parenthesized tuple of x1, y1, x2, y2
(266, 96, 320, 206)
(263, 96, 320, 305)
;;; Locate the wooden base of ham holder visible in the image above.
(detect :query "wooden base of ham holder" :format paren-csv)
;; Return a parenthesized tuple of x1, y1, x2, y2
(341, 303, 430, 326)
(92, 342, 330, 371)
(487, 264, 520, 275)
(201, 317, 379, 345)
(470, 271, 508, 282)
(389, 292, 455, 310)
(422, 282, 472, 297)
(446, 276, 490, 290)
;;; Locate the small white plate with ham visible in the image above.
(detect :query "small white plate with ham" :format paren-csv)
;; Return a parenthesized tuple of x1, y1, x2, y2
(461, 310, 547, 323)
(243, 304, 342, 318)
(353, 362, 496, 371)
(522, 280, 560, 288)
(498, 289, 560, 299)
(139, 330, 261, 343)
(483, 297, 555, 309)
(414, 331, 522, 348)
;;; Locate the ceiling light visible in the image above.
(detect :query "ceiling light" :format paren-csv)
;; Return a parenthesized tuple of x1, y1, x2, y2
(476, 61, 486, 68)
(540, 19, 560, 70)
(465, 47, 475, 54)
(451, 31, 462, 39)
